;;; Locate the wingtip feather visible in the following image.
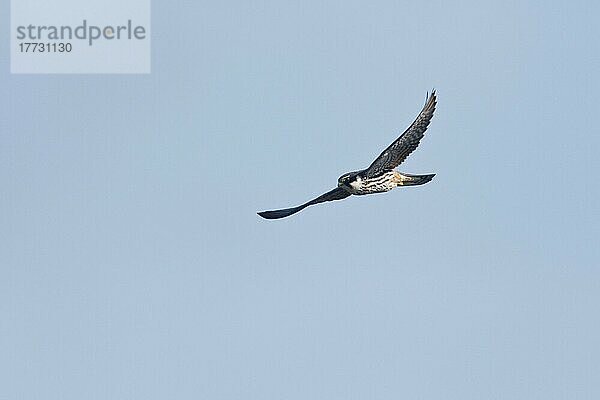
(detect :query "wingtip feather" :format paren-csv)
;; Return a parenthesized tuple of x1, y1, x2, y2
(257, 208, 299, 220)
(257, 211, 275, 219)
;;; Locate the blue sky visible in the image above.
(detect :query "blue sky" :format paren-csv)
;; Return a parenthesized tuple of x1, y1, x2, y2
(1, 1, 599, 399)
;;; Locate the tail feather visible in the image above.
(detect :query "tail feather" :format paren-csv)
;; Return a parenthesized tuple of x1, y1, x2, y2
(396, 172, 435, 186)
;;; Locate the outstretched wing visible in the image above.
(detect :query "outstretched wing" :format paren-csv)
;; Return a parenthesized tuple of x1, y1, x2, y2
(364, 90, 437, 178)
(257, 187, 351, 220)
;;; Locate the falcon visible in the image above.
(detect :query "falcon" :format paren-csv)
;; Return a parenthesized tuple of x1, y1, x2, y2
(258, 90, 437, 220)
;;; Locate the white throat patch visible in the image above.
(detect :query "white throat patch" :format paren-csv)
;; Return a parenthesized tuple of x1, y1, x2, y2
(350, 176, 363, 190)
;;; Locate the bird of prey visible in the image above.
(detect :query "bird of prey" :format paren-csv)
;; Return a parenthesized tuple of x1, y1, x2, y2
(258, 90, 437, 220)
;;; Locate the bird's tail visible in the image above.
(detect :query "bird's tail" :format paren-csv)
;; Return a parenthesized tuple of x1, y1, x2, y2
(394, 172, 436, 186)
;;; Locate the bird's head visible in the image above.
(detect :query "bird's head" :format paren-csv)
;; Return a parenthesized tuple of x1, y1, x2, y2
(338, 171, 358, 187)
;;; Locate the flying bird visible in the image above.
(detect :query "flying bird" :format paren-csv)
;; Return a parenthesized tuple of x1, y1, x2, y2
(258, 90, 437, 219)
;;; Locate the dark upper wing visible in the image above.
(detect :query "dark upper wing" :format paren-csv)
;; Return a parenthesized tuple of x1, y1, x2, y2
(363, 90, 437, 178)
(257, 187, 351, 220)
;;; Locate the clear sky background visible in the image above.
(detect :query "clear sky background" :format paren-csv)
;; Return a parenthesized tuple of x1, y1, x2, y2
(2, 1, 599, 399)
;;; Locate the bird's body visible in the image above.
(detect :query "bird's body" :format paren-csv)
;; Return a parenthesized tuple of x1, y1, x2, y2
(258, 90, 438, 219)
(345, 171, 400, 195)
(341, 170, 435, 195)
